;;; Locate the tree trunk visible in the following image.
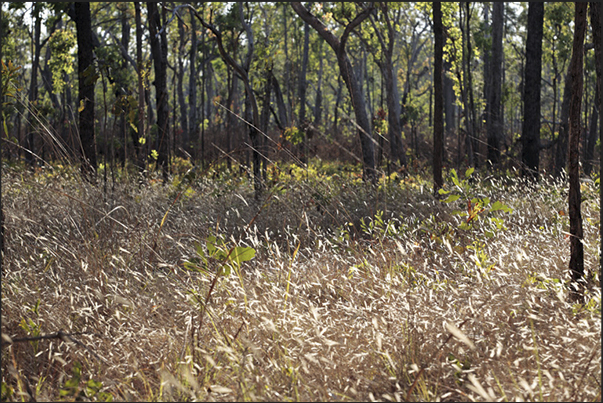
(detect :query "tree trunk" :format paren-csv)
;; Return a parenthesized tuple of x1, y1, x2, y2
(270, 71, 289, 131)
(177, 17, 189, 157)
(147, 2, 169, 181)
(567, 1, 587, 301)
(291, 2, 376, 182)
(486, 2, 504, 166)
(314, 39, 324, 128)
(554, 72, 573, 177)
(521, 2, 544, 179)
(583, 82, 599, 176)
(189, 8, 198, 160)
(26, 5, 42, 167)
(74, 2, 98, 177)
(433, 2, 444, 194)
(298, 20, 310, 164)
(134, 2, 145, 171)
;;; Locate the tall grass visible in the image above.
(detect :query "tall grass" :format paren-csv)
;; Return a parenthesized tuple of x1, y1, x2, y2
(1, 161, 600, 401)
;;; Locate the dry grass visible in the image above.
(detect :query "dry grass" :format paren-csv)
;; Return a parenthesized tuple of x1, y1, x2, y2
(1, 161, 600, 402)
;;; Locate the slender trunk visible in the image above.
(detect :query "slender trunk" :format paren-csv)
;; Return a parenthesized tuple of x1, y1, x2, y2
(177, 17, 189, 156)
(433, 2, 444, 194)
(583, 82, 599, 175)
(271, 71, 289, 130)
(26, 6, 41, 166)
(521, 2, 544, 179)
(189, 8, 198, 160)
(487, 2, 504, 166)
(568, 2, 587, 301)
(134, 2, 145, 171)
(554, 73, 573, 177)
(75, 2, 97, 177)
(314, 40, 324, 127)
(147, 2, 169, 181)
(465, 2, 479, 168)
(298, 21, 310, 164)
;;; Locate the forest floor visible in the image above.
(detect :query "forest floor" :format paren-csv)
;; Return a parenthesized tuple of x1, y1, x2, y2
(1, 159, 601, 402)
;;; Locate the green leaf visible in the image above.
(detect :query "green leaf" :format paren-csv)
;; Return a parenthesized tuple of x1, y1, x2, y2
(443, 194, 460, 203)
(465, 167, 474, 178)
(438, 188, 450, 195)
(230, 246, 256, 265)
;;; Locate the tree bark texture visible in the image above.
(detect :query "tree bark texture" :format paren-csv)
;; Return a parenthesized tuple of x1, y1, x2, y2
(433, 2, 444, 194)
(291, 2, 376, 182)
(147, 2, 169, 180)
(553, 71, 573, 178)
(521, 2, 544, 179)
(75, 2, 98, 176)
(567, 2, 586, 300)
(486, 2, 504, 166)
(134, 2, 146, 171)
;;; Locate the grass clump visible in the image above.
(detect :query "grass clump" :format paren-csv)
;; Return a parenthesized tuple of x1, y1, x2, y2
(1, 160, 600, 401)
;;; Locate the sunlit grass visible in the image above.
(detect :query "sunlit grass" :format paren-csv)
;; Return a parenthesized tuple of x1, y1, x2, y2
(1, 160, 600, 401)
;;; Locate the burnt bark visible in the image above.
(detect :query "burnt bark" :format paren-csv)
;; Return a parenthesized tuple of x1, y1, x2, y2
(486, 2, 504, 166)
(567, 2, 587, 301)
(74, 2, 98, 177)
(147, 2, 169, 181)
(521, 2, 544, 179)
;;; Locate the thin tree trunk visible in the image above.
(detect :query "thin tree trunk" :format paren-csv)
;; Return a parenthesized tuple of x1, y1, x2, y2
(568, 1, 587, 301)
(314, 39, 323, 127)
(433, 2, 444, 194)
(147, 2, 169, 181)
(554, 73, 573, 177)
(177, 17, 189, 157)
(134, 2, 145, 172)
(487, 2, 504, 166)
(521, 2, 544, 179)
(583, 82, 599, 175)
(26, 5, 41, 167)
(75, 2, 98, 178)
(298, 20, 310, 165)
(189, 8, 198, 160)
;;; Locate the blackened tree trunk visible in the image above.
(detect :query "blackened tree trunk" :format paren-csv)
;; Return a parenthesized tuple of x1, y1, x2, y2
(74, 2, 98, 177)
(567, 2, 587, 301)
(147, 2, 169, 181)
(291, 2, 376, 182)
(271, 71, 289, 131)
(433, 2, 444, 195)
(298, 20, 310, 165)
(521, 2, 544, 179)
(486, 2, 504, 166)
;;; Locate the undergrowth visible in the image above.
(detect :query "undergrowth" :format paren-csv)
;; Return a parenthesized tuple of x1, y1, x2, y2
(1, 159, 600, 401)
